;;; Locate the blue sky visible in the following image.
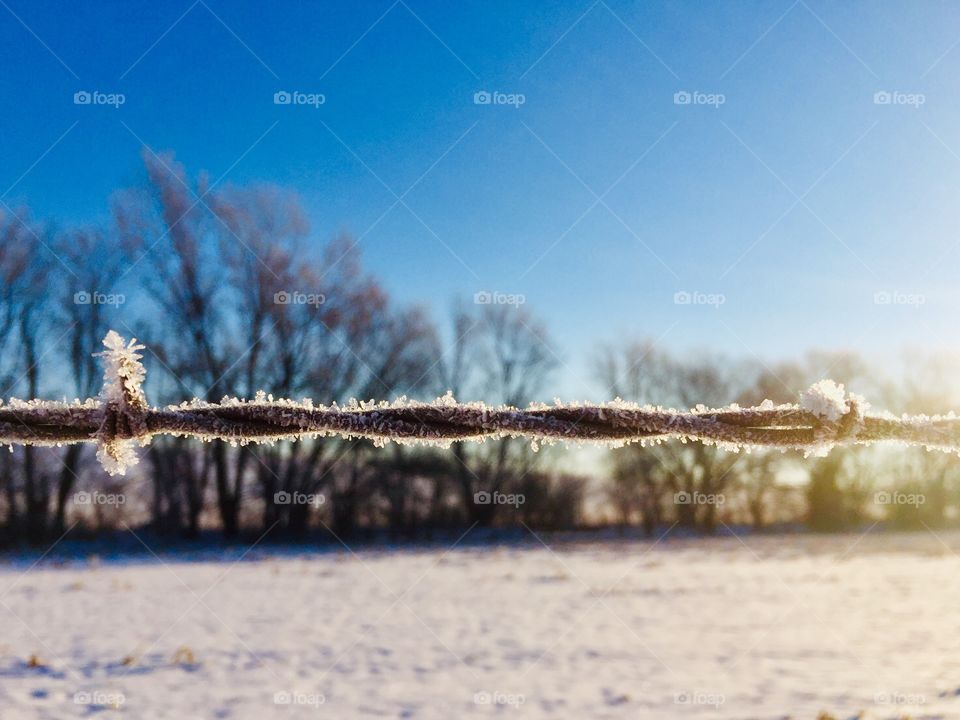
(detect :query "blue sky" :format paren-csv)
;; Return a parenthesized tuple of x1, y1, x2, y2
(2, 0, 960, 398)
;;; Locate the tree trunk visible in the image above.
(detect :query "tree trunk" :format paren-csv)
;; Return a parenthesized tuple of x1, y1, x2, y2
(53, 445, 82, 535)
(214, 444, 239, 538)
(23, 447, 49, 544)
(1, 451, 18, 545)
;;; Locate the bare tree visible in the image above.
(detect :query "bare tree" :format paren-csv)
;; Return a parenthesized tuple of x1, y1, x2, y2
(0, 208, 56, 543)
(0, 208, 41, 542)
(597, 340, 675, 535)
(441, 302, 557, 526)
(51, 226, 127, 533)
(114, 148, 313, 536)
(598, 341, 750, 533)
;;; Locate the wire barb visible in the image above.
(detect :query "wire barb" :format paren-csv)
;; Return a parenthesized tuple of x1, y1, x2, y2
(0, 333, 957, 476)
(94, 331, 149, 475)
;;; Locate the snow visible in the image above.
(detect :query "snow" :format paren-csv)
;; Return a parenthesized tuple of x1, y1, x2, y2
(1, 531, 960, 719)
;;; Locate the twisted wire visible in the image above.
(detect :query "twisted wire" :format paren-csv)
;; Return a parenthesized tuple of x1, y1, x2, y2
(0, 333, 955, 475)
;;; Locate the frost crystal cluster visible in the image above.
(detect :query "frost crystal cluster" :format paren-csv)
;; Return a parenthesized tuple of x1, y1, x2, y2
(799, 380, 850, 423)
(95, 331, 148, 475)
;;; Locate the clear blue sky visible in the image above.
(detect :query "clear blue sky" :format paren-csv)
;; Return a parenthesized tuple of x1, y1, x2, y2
(2, 0, 959, 398)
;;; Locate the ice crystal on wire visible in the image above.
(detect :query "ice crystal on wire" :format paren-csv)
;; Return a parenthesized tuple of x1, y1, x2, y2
(95, 331, 148, 476)
(97, 440, 141, 477)
(98, 330, 147, 409)
(799, 380, 849, 423)
(1, 330, 958, 472)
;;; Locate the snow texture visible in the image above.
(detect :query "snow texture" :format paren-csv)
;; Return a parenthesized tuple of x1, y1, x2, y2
(1, 532, 959, 719)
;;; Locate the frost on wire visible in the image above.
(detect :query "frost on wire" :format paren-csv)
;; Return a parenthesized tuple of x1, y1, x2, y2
(0, 333, 958, 476)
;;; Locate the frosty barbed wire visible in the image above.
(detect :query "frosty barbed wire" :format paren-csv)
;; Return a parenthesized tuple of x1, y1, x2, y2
(1, 332, 959, 476)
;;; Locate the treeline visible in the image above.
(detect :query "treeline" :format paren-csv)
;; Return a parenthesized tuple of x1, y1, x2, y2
(599, 343, 960, 536)
(0, 149, 957, 545)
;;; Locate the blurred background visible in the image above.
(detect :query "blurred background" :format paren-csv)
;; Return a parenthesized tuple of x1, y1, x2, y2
(0, 0, 959, 545)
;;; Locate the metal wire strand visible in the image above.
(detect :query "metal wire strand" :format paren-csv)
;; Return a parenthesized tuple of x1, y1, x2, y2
(0, 332, 956, 475)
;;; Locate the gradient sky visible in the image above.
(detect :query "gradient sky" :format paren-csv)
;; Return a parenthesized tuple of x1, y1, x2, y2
(2, 0, 959, 399)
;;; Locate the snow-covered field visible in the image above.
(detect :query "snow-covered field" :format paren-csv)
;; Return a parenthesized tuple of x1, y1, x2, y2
(2, 530, 960, 719)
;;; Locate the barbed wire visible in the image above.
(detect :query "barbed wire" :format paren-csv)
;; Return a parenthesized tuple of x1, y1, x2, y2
(1, 332, 958, 475)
